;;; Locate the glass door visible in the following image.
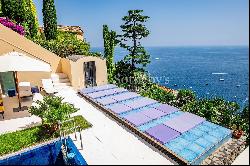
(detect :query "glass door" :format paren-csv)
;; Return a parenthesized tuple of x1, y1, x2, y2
(0, 72, 16, 95)
(84, 61, 96, 87)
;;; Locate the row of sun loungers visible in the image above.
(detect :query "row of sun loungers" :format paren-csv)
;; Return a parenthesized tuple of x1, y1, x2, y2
(79, 84, 231, 165)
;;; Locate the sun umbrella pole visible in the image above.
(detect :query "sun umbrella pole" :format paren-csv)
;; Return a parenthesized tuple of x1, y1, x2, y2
(13, 71, 21, 108)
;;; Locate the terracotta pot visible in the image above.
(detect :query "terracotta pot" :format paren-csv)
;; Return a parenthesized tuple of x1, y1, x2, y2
(233, 130, 243, 139)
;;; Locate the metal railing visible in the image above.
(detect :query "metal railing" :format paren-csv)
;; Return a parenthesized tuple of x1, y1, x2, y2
(58, 118, 84, 164)
(58, 118, 84, 149)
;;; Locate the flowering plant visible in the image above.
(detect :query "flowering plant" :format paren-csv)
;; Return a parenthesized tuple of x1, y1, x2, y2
(0, 17, 25, 36)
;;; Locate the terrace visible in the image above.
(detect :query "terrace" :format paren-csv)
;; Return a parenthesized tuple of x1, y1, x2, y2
(0, 78, 249, 165)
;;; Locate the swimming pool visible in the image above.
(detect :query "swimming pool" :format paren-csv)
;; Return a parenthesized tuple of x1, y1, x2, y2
(0, 137, 87, 165)
(80, 84, 232, 164)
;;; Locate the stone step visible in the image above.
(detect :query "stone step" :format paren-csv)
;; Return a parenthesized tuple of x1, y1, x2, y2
(52, 78, 70, 83)
(51, 73, 68, 79)
(54, 82, 71, 87)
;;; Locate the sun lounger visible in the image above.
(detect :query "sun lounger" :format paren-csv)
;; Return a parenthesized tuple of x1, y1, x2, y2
(41, 79, 57, 95)
(18, 82, 33, 98)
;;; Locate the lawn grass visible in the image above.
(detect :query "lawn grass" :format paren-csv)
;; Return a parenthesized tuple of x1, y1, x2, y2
(0, 115, 91, 156)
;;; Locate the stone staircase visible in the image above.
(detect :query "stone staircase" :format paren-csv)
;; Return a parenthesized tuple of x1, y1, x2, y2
(51, 73, 73, 91)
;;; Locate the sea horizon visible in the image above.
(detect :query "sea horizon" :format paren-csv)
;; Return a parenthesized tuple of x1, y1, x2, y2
(91, 45, 249, 49)
(91, 45, 249, 108)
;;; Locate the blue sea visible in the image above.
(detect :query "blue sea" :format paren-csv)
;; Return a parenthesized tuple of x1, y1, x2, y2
(91, 46, 249, 107)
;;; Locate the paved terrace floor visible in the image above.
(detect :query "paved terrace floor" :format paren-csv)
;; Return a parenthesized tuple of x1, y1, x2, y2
(1, 89, 248, 165)
(0, 89, 173, 165)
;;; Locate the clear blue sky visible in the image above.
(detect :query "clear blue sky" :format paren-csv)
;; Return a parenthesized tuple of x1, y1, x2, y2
(33, 0, 249, 47)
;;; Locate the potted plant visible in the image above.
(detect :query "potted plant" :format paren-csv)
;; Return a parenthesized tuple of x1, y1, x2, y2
(29, 96, 79, 135)
(232, 124, 244, 139)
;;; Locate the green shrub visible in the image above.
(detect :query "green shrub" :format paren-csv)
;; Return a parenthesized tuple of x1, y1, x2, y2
(29, 96, 79, 133)
(182, 98, 240, 127)
(0, 1, 3, 17)
(103, 25, 116, 83)
(0, 0, 38, 38)
(140, 84, 175, 104)
(174, 89, 196, 108)
(238, 105, 249, 144)
(61, 115, 92, 132)
(33, 31, 90, 58)
(113, 61, 146, 89)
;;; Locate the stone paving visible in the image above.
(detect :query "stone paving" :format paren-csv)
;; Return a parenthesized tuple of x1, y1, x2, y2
(202, 135, 248, 165)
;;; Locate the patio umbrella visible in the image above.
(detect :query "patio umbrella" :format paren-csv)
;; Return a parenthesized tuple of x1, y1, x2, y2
(0, 51, 51, 109)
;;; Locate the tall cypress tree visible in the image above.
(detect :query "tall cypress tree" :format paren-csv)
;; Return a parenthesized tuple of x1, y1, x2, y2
(26, 0, 38, 38)
(42, 0, 57, 40)
(103, 25, 116, 83)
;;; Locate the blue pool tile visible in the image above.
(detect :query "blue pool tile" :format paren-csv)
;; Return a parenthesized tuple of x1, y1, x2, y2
(189, 127, 206, 137)
(181, 132, 199, 142)
(204, 135, 219, 144)
(217, 127, 231, 135)
(171, 137, 190, 147)
(203, 121, 219, 129)
(195, 138, 213, 149)
(165, 140, 186, 152)
(195, 124, 214, 133)
(186, 143, 206, 156)
(165, 143, 182, 154)
(208, 130, 227, 140)
(179, 149, 198, 163)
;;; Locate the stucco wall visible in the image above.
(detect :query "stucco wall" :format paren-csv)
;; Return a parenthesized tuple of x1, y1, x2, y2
(61, 56, 108, 89)
(17, 72, 51, 89)
(0, 24, 61, 73)
(0, 24, 108, 91)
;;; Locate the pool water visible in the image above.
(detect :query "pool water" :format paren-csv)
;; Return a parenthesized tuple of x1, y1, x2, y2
(0, 138, 87, 165)
(165, 121, 231, 164)
(137, 111, 183, 131)
(82, 84, 232, 164)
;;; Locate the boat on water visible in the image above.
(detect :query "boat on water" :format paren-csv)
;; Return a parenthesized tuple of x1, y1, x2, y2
(212, 73, 228, 75)
(155, 58, 160, 60)
(219, 78, 225, 81)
